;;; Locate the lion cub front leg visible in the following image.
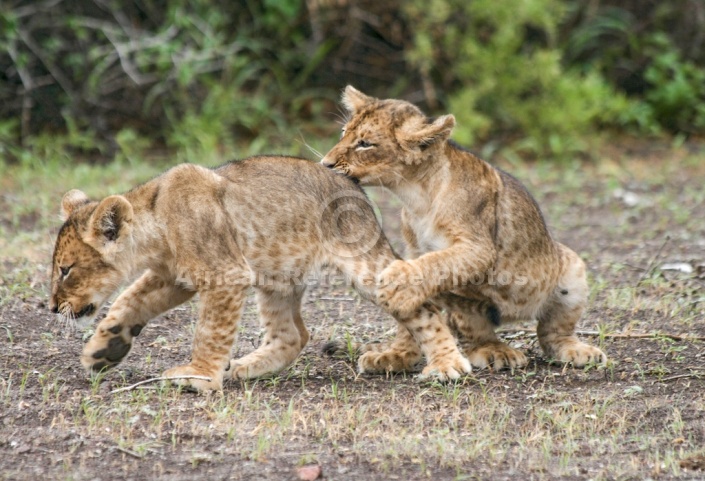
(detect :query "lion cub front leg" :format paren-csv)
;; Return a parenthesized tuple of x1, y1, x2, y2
(163, 285, 247, 391)
(225, 286, 309, 380)
(358, 305, 470, 380)
(81, 271, 194, 373)
(536, 248, 606, 367)
(377, 243, 494, 318)
(376, 259, 431, 318)
(403, 304, 471, 380)
(338, 254, 469, 380)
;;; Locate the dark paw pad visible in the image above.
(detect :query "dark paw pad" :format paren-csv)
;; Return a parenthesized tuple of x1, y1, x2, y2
(90, 361, 111, 372)
(93, 336, 132, 363)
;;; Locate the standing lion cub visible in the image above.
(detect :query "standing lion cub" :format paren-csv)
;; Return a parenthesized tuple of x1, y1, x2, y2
(321, 86, 606, 369)
(49, 156, 471, 391)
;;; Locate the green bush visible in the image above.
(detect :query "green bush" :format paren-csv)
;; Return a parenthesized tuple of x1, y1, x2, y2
(643, 41, 705, 133)
(3, 0, 705, 162)
(564, 3, 705, 135)
(403, 0, 633, 158)
(0, 0, 332, 158)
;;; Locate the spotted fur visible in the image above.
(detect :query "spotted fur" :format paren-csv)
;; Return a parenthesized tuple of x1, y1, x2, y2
(49, 156, 471, 391)
(321, 87, 607, 369)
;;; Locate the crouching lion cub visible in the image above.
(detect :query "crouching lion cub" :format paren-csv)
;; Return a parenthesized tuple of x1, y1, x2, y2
(321, 86, 606, 369)
(49, 156, 471, 391)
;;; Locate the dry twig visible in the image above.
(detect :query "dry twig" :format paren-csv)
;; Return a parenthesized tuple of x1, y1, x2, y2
(110, 375, 212, 394)
(115, 445, 143, 459)
(499, 329, 705, 342)
(653, 371, 704, 383)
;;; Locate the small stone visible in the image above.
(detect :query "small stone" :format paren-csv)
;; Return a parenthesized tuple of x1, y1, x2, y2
(660, 262, 693, 274)
(296, 464, 322, 480)
(613, 188, 641, 207)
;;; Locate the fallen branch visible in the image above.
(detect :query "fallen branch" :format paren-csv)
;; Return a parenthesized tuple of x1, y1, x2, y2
(498, 329, 705, 342)
(115, 445, 143, 459)
(653, 372, 704, 383)
(577, 330, 705, 342)
(110, 375, 212, 394)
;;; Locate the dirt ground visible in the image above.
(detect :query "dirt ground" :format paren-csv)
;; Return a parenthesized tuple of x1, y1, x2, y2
(1, 145, 704, 480)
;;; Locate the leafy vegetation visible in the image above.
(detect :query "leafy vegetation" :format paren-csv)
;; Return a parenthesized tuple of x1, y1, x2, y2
(1, 1, 705, 160)
(403, 0, 632, 158)
(0, 0, 330, 158)
(564, 3, 705, 136)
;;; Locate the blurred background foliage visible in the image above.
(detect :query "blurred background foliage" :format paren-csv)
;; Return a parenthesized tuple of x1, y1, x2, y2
(1, 0, 705, 161)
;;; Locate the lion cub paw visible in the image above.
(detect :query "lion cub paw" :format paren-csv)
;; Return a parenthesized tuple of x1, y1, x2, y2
(80, 324, 139, 373)
(465, 342, 528, 370)
(225, 359, 273, 381)
(163, 364, 223, 391)
(377, 260, 427, 317)
(418, 353, 472, 382)
(547, 338, 607, 367)
(358, 349, 423, 374)
(224, 360, 252, 381)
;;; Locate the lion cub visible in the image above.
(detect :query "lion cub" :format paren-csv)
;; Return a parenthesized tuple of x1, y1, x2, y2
(49, 156, 470, 391)
(321, 87, 606, 369)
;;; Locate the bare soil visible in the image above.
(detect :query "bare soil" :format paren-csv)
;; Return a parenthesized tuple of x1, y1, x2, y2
(1, 149, 704, 480)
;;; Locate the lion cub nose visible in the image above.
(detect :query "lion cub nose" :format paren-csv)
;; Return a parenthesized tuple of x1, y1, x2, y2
(320, 157, 335, 169)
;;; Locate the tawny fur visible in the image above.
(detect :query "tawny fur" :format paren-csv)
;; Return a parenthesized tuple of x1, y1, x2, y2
(49, 156, 471, 391)
(320, 86, 607, 369)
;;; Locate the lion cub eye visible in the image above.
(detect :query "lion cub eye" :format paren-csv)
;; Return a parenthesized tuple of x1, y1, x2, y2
(59, 265, 72, 278)
(356, 139, 374, 149)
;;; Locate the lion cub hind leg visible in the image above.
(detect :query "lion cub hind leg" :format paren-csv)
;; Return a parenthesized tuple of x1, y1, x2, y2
(323, 328, 425, 374)
(164, 285, 247, 391)
(356, 326, 423, 374)
(322, 328, 423, 373)
(536, 247, 607, 367)
(441, 294, 528, 370)
(81, 271, 195, 374)
(226, 286, 308, 380)
(451, 311, 528, 370)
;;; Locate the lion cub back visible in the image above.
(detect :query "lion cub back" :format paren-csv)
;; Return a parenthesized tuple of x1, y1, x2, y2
(213, 156, 388, 261)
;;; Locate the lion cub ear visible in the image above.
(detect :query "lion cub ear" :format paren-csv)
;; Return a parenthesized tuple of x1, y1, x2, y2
(88, 195, 133, 244)
(400, 115, 456, 151)
(61, 189, 90, 220)
(342, 85, 375, 113)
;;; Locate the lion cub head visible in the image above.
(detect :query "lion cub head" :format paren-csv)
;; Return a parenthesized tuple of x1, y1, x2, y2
(321, 86, 456, 185)
(49, 190, 135, 323)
